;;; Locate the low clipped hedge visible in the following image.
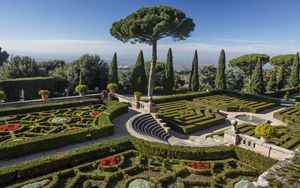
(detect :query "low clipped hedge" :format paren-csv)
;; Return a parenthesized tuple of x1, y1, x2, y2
(0, 137, 132, 187)
(0, 98, 100, 116)
(130, 136, 276, 174)
(265, 86, 300, 98)
(0, 101, 129, 160)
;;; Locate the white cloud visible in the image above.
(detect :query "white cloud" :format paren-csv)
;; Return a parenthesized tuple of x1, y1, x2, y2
(1, 39, 299, 66)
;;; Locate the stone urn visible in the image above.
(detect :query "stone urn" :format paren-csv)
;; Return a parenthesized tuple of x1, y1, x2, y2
(260, 136, 270, 143)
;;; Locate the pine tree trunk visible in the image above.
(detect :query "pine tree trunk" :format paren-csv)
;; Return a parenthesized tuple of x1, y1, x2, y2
(147, 40, 157, 99)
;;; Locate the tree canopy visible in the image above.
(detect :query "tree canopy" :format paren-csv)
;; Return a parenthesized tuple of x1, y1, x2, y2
(110, 5, 195, 98)
(288, 53, 300, 88)
(229, 54, 269, 76)
(0, 47, 9, 66)
(191, 50, 199, 91)
(165, 48, 175, 93)
(270, 54, 296, 67)
(109, 52, 118, 84)
(131, 50, 147, 93)
(249, 59, 265, 94)
(215, 49, 226, 90)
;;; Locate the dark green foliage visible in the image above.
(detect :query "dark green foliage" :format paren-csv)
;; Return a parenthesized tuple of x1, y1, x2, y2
(270, 54, 296, 67)
(165, 48, 175, 93)
(226, 68, 244, 91)
(131, 50, 147, 93)
(0, 56, 40, 79)
(191, 50, 199, 91)
(267, 70, 277, 92)
(276, 66, 286, 90)
(249, 59, 265, 94)
(37, 60, 65, 76)
(109, 52, 118, 84)
(0, 77, 67, 101)
(215, 49, 226, 90)
(288, 52, 300, 87)
(229, 54, 269, 76)
(51, 54, 109, 92)
(0, 47, 9, 66)
(199, 65, 216, 91)
(188, 57, 194, 90)
(110, 5, 195, 97)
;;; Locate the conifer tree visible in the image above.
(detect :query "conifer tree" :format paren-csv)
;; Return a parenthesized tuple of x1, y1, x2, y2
(110, 52, 118, 84)
(267, 70, 277, 92)
(131, 50, 147, 93)
(277, 66, 285, 90)
(188, 57, 194, 90)
(191, 50, 199, 91)
(288, 52, 300, 88)
(165, 48, 175, 93)
(249, 58, 265, 94)
(215, 49, 226, 90)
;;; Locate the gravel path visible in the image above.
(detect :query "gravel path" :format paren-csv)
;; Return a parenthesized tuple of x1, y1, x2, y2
(0, 109, 139, 168)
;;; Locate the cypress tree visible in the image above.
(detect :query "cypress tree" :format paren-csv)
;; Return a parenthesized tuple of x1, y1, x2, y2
(191, 50, 200, 91)
(188, 58, 194, 90)
(277, 66, 285, 90)
(215, 49, 226, 90)
(110, 52, 118, 84)
(165, 48, 175, 93)
(249, 58, 265, 94)
(131, 50, 147, 93)
(288, 52, 300, 88)
(267, 70, 277, 92)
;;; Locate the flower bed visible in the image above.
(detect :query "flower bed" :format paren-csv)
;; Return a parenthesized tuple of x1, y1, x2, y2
(0, 123, 21, 132)
(98, 155, 124, 171)
(90, 111, 101, 118)
(189, 162, 210, 170)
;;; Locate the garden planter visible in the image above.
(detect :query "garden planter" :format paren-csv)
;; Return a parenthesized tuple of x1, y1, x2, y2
(260, 136, 269, 143)
(41, 94, 48, 102)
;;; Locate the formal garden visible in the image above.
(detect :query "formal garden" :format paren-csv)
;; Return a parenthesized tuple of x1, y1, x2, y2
(0, 100, 128, 159)
(0, 137, 276, 188)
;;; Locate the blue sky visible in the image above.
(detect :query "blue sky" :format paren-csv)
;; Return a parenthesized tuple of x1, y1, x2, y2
(1, 0, 300, 67)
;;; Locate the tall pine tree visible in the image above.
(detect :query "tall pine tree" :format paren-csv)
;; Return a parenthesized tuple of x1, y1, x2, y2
(288, 52, 300, 88)
(249, 58, 265, 94)
(165, 48, 175, 93)
(131, 50, 147, 93)
(110, 52, 118, 84)
(215, 49, 226, 90)
(191, 50, 200, 91)
(188, 57, 194, 90)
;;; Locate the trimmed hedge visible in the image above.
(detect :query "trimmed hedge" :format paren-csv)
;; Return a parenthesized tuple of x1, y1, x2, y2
(0, 77, 68, 101)
(0, 101, 129, 160)
(0, 97, 100, 116)
(265, 86, 300, 98)
(0, 137, 132, 187)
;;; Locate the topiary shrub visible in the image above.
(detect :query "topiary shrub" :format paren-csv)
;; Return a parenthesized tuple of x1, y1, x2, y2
(0, 90, 6, 102)
(75, 84, 88, 96)
(255, 124, 277, 142)
(107, 83, 118, 93)
(38, 89, 49, 101)
(134, 91, 143, 101)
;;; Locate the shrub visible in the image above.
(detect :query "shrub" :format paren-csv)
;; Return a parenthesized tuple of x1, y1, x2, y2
(107, 83, 118, 93)
(255, 124, 277, 138)
(0, 90, 6, 101)
(38, 89, 49, 96)
(75, 84, 88, 94)
(134, 91, 143, 101)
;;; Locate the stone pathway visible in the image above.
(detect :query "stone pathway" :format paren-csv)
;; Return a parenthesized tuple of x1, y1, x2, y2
(0, 109, 138, 168)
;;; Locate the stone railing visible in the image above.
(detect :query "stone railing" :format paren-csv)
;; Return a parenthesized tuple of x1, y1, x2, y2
(224, 128, 295, 160)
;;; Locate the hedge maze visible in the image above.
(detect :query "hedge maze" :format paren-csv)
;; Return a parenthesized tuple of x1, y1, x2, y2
(0, 139, 265, 188)
(274, 105, 300, 128)
(158, 100, 226, 134)
(193, 94, 278, 113)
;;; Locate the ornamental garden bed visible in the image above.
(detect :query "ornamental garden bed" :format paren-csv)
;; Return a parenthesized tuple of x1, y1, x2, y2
(0, 101, 128, 160)
(274, 105, 300, 127)
(0, 137, 273, 188)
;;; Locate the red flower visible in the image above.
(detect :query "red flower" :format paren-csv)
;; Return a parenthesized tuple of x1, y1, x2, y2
(0, 123, 21, 132)
(190, 162, 210, 169)
(99, 156, 121, 167)
(91, 111, 101, 118)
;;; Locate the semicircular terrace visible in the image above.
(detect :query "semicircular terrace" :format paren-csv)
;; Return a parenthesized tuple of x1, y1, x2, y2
(126, 113, 171, 144)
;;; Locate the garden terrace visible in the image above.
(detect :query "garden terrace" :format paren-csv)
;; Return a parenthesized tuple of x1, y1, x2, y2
(0, 137, 276, 188)
(0, 101, 128, 160)
(158, 100, 226, 134)
(193, 94, 278, 113)
(273, 104, 300, 128)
